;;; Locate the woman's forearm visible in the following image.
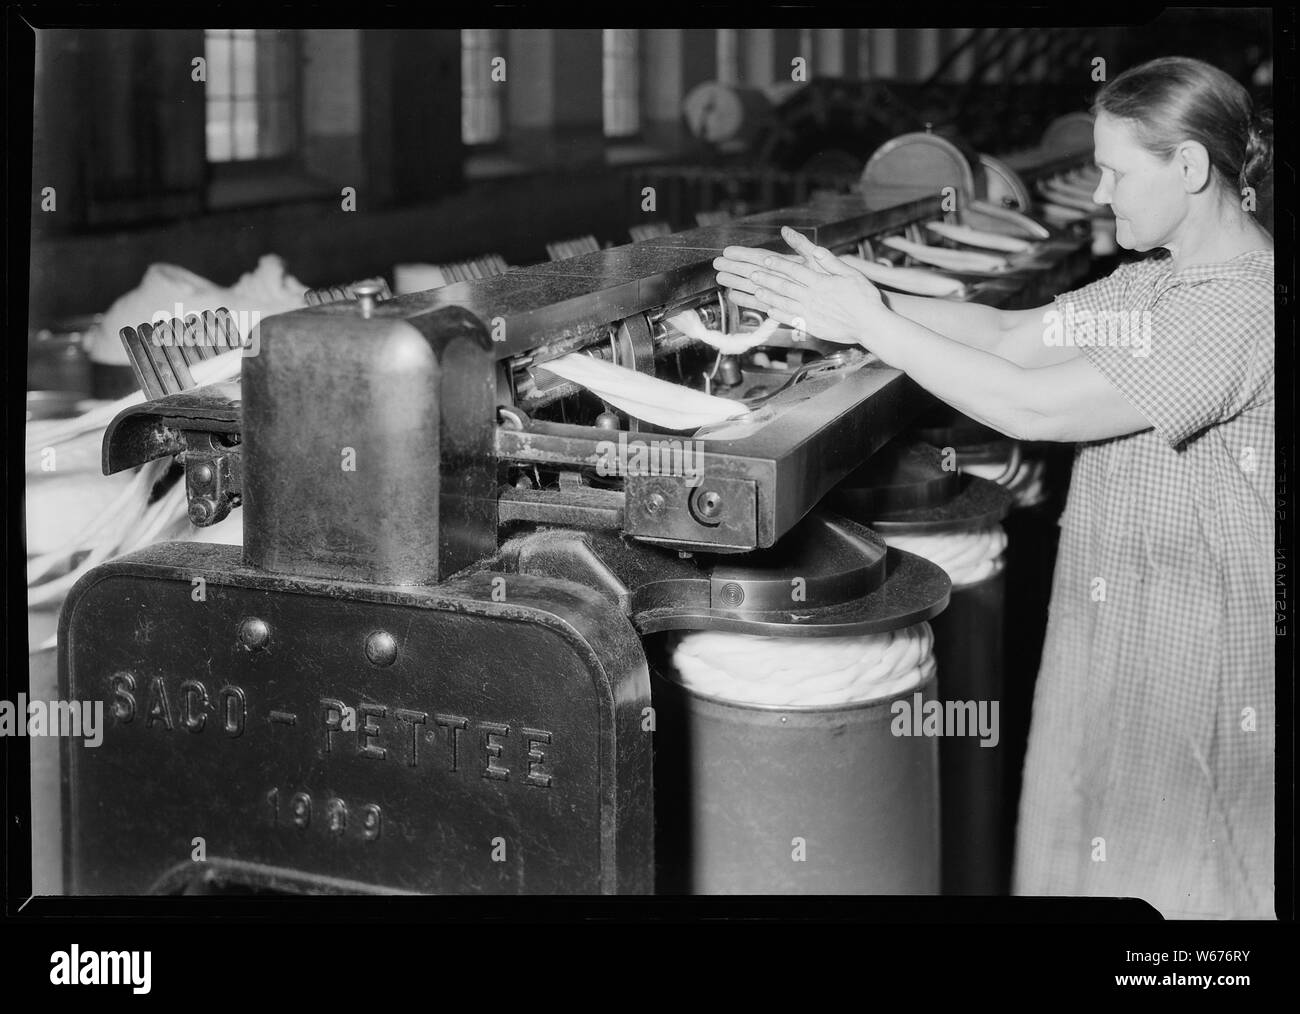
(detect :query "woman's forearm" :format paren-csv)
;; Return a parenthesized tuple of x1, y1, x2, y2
(859, 302, 1048, 439)
(869, 290, 1007, 351)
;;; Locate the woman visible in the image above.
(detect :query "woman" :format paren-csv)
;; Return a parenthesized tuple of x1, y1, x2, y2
(714, 56, 1275, 918)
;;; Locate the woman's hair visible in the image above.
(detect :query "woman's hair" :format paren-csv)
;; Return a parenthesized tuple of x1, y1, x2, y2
(1092, 56, 1273, 198)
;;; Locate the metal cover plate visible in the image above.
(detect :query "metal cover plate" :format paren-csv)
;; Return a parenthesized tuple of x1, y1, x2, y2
(860, 132, 977, 210)
(59, 549, 651, 895)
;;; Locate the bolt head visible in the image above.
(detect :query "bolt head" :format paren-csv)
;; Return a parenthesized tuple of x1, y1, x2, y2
(365, 630, 399, 667)
(189, 498, 216, 525)
(238, 617, 271, 651)
(698, 491, 723, 517)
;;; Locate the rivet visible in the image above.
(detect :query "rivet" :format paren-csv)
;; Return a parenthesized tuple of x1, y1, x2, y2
(365, 630, 398, 667)
(238, 617, 270, 651)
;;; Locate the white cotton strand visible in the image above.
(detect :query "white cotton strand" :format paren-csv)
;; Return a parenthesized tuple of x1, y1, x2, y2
(839, 255, 967, 298)
(668, 622, 935, 707)
(925, 221, 1033, 253)
(667, 310, 781, 354)
(881, 236, 1011, 273)
(885, 525, 1008, 588)
(536, 352, 748, 428)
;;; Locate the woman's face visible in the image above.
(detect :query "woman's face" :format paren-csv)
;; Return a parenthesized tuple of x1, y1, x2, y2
(1091, 112, 1188, 251)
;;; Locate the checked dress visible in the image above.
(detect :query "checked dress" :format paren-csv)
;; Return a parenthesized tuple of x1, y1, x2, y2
(1012, 248, 1276, 918)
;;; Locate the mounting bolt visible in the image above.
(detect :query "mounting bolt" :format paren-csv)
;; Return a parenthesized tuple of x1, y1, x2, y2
(190, 462, 215, 485)
(697, 490, 723, 518)
(644, 493, 666, 516)
(238, 617, 271, 652)
(354, 282, 382, 319)
(365, 630, 399, 667)
(189, 497, 218, 526)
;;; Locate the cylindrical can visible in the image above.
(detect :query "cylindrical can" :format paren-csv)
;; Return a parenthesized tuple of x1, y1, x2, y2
(834, 439, 1013, 895)
(927, 571, 1006, 895)
(651, 653, 939, 895)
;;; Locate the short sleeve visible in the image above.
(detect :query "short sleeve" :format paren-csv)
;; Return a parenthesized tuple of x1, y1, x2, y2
(1073, 271, 1274, 449)
(1052, 258, 1147, 317)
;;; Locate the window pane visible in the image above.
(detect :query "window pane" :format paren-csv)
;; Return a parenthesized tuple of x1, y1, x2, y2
(206, 99, 232, 161)
(232, 98, 258, 159)
(603, 28, 639, 137)
(206, 32, 231, 97)
(205, 28, 301, 162)
(717, 29, 739, 85)
(462, 28, 503, 145)
(233, 34, 257, 98)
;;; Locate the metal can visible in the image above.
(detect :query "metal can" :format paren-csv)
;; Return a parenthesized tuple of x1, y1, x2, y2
(651, 633, 940, 895)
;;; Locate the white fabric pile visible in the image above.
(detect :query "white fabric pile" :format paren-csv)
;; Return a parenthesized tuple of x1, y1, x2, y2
(668, 621, 935, 707)
(885, 525, 1008, 588)
(25, 256, 297, 629)
(87, 255, 307, 366)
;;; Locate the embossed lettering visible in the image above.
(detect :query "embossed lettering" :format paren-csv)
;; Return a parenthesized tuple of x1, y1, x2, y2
(325, 797, 348, 835)
(145, 676, 173, 730)
(360, 803, 382, 841)
(358, 703, 386, 759)
(290, 791, 311, 828)
(179, 679, 208, 733)
(395, 709, 427, 767)
(110, 672, 136, 723)
(435, 713, 468, 772)
(522, 728, 553, 788)
(219, 685, 246, 737)
(321, 697, 345, 752)
(482, 722, 510, 781)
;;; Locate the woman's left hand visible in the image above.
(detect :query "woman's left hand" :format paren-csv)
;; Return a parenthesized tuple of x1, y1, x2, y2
(713, 226, 886, 345)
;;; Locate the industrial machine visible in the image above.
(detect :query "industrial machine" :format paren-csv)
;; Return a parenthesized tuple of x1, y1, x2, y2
(59, 192, 1089, 895)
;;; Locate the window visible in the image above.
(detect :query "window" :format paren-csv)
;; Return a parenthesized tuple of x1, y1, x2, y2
(603, 29, 639, 137)
(204, 29, 300, 162)
(462, 29, 503, 145)
(716, 29, 740, 85)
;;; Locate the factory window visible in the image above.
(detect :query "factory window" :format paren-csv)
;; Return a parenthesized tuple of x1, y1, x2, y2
(603, 29, 640, 137)
(204, 29, 301, 162)
(462, 29, 504, 145)
(716, 29, 740, 85)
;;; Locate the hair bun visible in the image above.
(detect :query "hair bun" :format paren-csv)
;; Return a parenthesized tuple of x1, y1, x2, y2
(1242, 110, 1273, 191)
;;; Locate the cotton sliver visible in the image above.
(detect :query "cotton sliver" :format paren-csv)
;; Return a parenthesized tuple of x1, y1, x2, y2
(925, 221, 1032, 253)
(668, 310, 781, 354)
(885, 525, 1008, 588)
(880, 236, 1010, 273)
(533, 353, 749, 430)
(839, 255, 967, 298)
(667, 622, 936, 707)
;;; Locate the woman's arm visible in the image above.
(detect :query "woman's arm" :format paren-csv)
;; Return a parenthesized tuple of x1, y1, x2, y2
(721, 228, 1148, 442)
(880, 292, 1078, 368)
(718, 246, 1081, 367)
(846, 306, 1149, 442)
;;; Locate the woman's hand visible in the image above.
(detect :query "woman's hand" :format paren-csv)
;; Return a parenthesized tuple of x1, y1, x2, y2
(713, 226, 887, 345)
